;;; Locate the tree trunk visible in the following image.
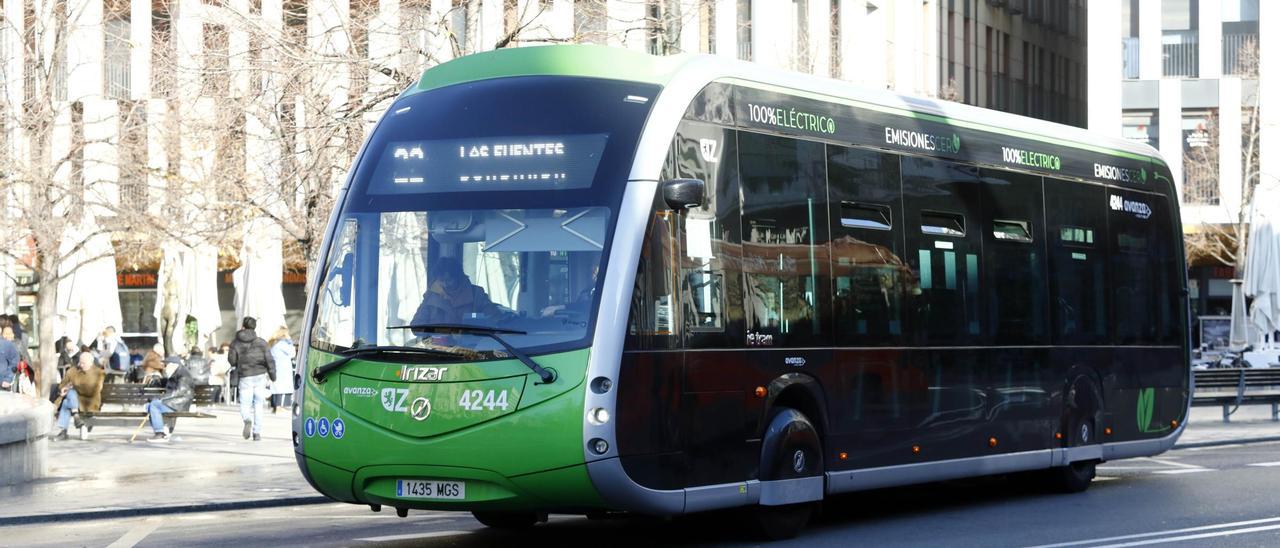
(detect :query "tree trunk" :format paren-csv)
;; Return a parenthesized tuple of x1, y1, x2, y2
(36, 267, 59, 397)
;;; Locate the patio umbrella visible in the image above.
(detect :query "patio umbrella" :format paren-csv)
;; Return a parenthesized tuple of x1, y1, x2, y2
(56, 220, 123, 345)
(191, 243, 223, 341)
(233, 219, 287, 336)
(0, 254, 15, 314)
(154, 242, 222, 352)
(1244, 197, 1280, 350)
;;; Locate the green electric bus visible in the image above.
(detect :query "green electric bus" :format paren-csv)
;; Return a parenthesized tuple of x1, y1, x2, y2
(295, 45, 1189, 538)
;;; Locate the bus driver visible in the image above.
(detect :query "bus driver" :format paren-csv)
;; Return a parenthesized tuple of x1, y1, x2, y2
(411, 257, 504, 325)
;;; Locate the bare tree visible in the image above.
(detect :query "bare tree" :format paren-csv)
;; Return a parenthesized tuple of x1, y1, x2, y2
(1183, 38, 1266, 276)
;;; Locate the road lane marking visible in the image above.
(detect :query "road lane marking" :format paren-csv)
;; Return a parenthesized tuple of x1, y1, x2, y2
(1022, 515, 1280, 548)
(1142, 457, 1203, 470)
(1093, 523, 1280, 547)
(355, 530, 472, 542)
(106, 519, 162, 548)
(1247, 461, 1280, 467)
(1151, 469, 1215, 475)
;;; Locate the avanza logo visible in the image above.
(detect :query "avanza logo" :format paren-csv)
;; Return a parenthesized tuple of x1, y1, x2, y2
(1110, 194, 1152, 220)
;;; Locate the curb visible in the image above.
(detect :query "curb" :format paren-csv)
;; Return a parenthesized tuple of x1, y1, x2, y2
(0, 496, 332, 526)
(1174, 435, 1280, 450)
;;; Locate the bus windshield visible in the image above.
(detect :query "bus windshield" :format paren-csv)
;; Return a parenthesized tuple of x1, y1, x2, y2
(312, 207, 608, 357)
(309, 76, 657, 358)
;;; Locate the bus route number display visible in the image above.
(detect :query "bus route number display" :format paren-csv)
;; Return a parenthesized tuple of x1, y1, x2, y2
(369, 133, 609, 194)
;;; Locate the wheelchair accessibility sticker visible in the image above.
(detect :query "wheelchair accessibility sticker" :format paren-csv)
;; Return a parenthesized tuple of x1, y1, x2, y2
(318, 417, 330, 437)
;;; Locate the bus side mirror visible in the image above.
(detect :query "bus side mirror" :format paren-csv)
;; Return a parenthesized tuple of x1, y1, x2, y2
(662, 179, 706, 211)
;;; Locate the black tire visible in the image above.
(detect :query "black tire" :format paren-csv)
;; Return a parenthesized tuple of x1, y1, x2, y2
(753, 407, 823, 541)
(1042, 460, 1097, 493)
(471, 511, 540, 529)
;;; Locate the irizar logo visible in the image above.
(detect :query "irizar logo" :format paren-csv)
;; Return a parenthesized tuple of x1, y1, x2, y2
(884, 127, 960, 154)
(1094, 163, 1147, 184)
(1110, 194, 1152, 220)
(398, 366, 449, 382)
(381, 388, 410, 412)
(699, 138, 720, 163)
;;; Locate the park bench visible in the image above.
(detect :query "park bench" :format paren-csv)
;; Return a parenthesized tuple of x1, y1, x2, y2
(79, 384, 224, 435)
(1192, 368, 1280, 422)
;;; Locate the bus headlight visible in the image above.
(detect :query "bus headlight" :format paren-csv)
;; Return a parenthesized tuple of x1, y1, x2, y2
(588, 407, 611, 425)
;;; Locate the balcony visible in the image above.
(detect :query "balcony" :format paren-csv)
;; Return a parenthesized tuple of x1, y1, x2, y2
(1162, 31, 1199, 78)
(1223, 33, 1259, 76)
(1122, 37, 1139, 79)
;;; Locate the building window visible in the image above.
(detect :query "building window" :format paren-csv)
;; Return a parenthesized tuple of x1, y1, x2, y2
(699, 0, 716, 54)
(202, 24, 229, 97)
(574, 0, 606, 44)
(736, 0, 751, 61)
(118, 101, 147, 210)
(1162, 0, 1199, 77)
(829, 0, 840, 78)
(104, 0, 131, 99)
(1183, 110, 1218, 205)
(1122, 110, 1159, 149)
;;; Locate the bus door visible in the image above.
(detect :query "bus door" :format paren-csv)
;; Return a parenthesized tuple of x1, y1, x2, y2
(901, 158, 989, 458)
(672, 123, 752, 486)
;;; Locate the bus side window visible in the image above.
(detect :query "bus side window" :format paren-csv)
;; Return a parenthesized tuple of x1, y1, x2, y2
(980, 168, 1047, 345)
(827, 145, 906, 346)
(738, 132, 831, 348)
(902, 158, 983, 345)
(1045, 179, 1108, 344)
(674, 123, 744, 348)
(1108, 190, 1176, 345)
(625, 208, 680, 351)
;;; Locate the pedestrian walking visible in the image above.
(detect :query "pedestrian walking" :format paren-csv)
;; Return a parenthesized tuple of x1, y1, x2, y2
(228, 317, 275, 441)
(0, 319, 18, 393)
(268, 327, 295, 414)
(143, 364, 195, 443)
(53, 352, 105, 440)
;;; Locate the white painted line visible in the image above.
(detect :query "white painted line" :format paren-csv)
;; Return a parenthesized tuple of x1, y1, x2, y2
(106, 519, 162, 548)
(1151, 469, 1215, 475)
(1093, 523, 1280, 547)
(1247, 462, 1280, 467)
(1021, 515, 1280, 548)
(1142, 457, 1203, 470)
(356, 530, 472, 542)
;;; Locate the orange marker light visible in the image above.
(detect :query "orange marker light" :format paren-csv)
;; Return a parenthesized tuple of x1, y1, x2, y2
(988, 437, 998, 448)
(1055, 432, 1063, 440)
(911, 445, 921, 455)
(1104, 427, 1113, 436)
(1171, 419, 1179, 428)
(838, 452, 848, 461)
(754, 386, 767, 398)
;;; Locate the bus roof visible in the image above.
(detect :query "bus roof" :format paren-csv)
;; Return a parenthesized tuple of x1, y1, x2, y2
(408, 45, 1165, 168)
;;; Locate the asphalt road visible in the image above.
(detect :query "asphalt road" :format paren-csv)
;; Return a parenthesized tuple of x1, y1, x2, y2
(6, 441, 1280, 548)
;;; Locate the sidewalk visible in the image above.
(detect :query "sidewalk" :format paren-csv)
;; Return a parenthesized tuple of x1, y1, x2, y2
(1175, 404, 1280, 448)
(2, 400, 1278, 525)
(0, 403, 324, 525)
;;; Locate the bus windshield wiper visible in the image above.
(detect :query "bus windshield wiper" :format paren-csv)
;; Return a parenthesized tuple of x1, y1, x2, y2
(312, 344, 470, 383)
(388, 323, 557, 384)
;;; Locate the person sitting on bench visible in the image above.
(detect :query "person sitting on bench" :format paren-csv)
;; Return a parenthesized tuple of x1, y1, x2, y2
(53, 352, 105, 441)
(144, 364, 195, 443)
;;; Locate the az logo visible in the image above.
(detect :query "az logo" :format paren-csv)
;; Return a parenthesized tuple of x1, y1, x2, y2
(381, 388, 409, 412)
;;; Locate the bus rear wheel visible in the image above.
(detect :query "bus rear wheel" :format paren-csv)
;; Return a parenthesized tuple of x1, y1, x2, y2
(1041, 460, 1097, 493)
(471, 510, 542, 529)
(753, 407, 823, 540)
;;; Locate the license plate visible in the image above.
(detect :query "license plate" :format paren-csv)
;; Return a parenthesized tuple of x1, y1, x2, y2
(395, 479, 465, 500)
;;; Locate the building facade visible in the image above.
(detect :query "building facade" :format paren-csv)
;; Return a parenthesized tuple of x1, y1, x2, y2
(0, 0, 1087, 349)
(1087, 0, 1278, 318)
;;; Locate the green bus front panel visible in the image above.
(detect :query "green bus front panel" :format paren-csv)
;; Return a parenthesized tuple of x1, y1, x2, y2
(299, 348, 605, 511)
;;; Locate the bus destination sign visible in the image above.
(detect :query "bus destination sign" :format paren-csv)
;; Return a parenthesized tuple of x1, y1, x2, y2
(369, 133, 609, 195)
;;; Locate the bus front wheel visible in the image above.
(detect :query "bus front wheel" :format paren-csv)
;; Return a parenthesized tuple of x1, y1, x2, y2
(1042, 460, 1097, 493)
(753, 407, 823, 540)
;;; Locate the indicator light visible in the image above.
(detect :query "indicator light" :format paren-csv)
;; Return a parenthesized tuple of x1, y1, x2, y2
(1055, 432, 1063, 440)
(838, 452, 848, 460)
(590, 438, 610, 455)
(1171, 419, 1179, 428)
(591, 377, 613, 394)
(912, 445, 921, 454)
(1104, 427, 1113, 436)
(988, 437, 998, 448)
(754, 386, 767, 398)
